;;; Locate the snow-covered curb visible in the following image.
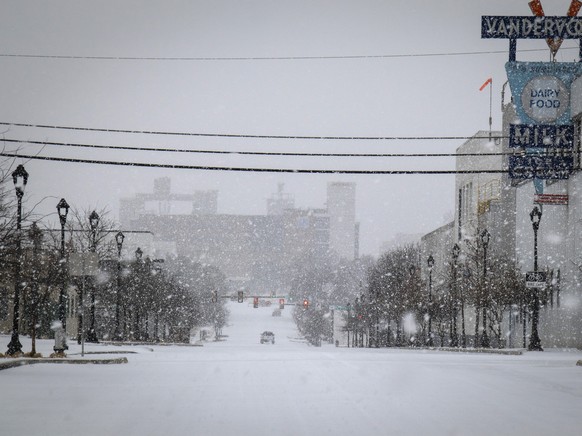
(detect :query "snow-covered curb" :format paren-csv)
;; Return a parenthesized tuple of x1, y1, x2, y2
(0, 356, 128, 371)
(432, 347, 523, 355)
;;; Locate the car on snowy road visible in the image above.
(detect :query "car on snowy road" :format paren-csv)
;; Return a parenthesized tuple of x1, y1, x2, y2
(260, 331, 275, 344)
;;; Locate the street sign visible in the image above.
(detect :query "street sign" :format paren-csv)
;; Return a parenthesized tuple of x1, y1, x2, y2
(508, 155, 573, 179)
(509, 124, 574, 148)
(329, 305, 350, 311)
(481, 16, 582, 39)
(534, 193, 569, 205)
(526, 271, 547, 288)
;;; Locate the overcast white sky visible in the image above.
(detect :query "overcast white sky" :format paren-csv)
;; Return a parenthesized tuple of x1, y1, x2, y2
(0, 0, 579, 255)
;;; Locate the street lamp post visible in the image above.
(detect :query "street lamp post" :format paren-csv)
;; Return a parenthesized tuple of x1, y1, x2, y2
(480, 229, 491, 348)
(529, 206, 543, 351)
(86, 210, 100, 343)
(451, 244, 460, 347)
(427, 255, 434, 347)
(56, 198, 69, 329)
(347, 303, 354, 348)
(114, 231, 124, 341)
(134, 247, 143, 341)
(408, 265, 416, 346)
(6, 164, 28, 356)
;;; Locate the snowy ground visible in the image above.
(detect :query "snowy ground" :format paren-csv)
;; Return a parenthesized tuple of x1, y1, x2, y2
(1, 302, 581, 436)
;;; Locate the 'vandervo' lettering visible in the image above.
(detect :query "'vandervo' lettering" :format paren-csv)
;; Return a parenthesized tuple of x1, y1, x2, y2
(482, 16, 582, 39)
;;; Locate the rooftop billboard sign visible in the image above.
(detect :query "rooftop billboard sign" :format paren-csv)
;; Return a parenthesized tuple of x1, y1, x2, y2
(508, 155, 573, 180)
(509, 124, 574, 148)
(482, 16, 582, 39)
(505, 62, 582, 125)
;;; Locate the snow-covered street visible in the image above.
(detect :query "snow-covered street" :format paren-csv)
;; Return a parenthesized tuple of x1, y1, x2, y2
(1, 302, 581, 436)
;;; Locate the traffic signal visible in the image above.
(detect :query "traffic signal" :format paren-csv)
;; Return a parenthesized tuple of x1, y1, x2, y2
(303, 299, 309, 309)
(279, 299, 285, 310)
(253, 297, 259, 308)
(237, 291, 244, 303)
(211, 290, 218, 303)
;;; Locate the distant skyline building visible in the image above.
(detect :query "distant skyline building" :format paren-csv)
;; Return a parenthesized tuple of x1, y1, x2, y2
(327, 182, 357, 260)
(120, 177, 217, 228)
(267, 183, 295, 216)
(120, 180, 358, 292)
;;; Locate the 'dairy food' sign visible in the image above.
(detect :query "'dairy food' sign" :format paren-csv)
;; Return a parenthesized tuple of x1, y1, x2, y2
(521, 75, 569, 122)
(506, 62, 582, 125)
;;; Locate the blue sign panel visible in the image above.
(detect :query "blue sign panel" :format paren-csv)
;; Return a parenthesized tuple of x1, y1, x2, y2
(509, 124, 574, 148)
(505, 62, 582, 125)
(508, 155, 573, 180)
(482, 16, 582, 39)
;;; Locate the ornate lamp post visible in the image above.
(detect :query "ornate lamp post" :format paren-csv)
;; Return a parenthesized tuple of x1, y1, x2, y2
(462, 267, 470, 348)
(134, 247, 143, 341)
(480, 229, 491, 348)
(86, 210, 100, 343)
(529, 206, 543, 351)
(56, 198, 70, 328)
(451, 243, 460, 347)
(427, 255, 435, 347)
(114, 231, 125, 341)
(6, 165, 28, 356)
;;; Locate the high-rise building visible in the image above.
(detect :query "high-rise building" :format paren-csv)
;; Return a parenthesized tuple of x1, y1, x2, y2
(326, 182, 357, 260)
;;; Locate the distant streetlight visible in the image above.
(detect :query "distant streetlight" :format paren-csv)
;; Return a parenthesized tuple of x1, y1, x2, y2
(86, 210, 100, 343)
(56, 198, 70, 329)
(451, 244, 460, 347)
(427, 255, 435, 347)
(114, 231, 125, 341)
(6, 164, 28, 356)
(529, 207, 543, 351)
(480, 229, 491, 348)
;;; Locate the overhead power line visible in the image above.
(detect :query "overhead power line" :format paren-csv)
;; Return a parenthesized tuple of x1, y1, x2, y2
(0, 152, 509, 175)
(0, 121, 503, 142)
(0, 47, 574, 62)
(0, 137, 556, 159)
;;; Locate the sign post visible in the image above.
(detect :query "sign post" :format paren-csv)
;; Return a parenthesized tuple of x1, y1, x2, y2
(526, 271, 547, 288)
(68, 252, 99, 356)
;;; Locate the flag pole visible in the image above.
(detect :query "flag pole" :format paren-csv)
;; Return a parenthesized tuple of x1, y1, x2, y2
(480, 77, 493, 141)
(489, 78, 493, 142)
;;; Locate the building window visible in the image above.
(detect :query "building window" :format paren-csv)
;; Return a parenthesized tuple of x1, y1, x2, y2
(459, 182, 473, 237)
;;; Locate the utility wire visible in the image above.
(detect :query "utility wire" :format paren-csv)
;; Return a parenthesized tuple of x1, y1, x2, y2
(0, 47, 575, 62)
(0, 121, 503, 142)
(2, 137, 571, 159)
(0, 152, 509, 175)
